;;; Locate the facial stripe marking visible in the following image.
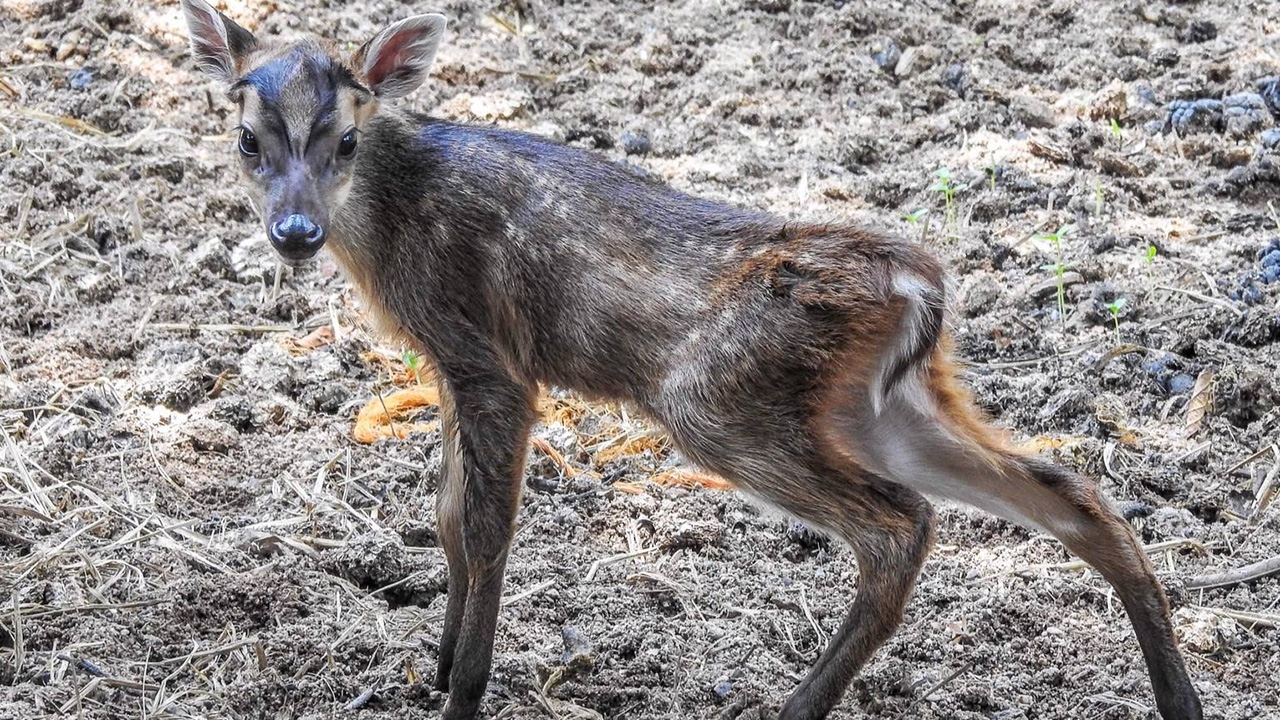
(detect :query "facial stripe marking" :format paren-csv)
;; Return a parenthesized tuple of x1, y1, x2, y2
(238, 54, 299, 106)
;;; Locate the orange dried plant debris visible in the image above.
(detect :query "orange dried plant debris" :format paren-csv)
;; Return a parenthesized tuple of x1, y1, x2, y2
(353, 385, 441, 443)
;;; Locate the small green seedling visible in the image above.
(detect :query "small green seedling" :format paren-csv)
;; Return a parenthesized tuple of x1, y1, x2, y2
(902, 208, 931, 241)
(985, 161, 998, 191)
(1105, 297, 1127, 343)
(1143, 242, 1157, 287)
(1110, 118, 1122, 143)
(1036, 223, 1077, 323)
(929, 168, 968, 241)
(1094, 181, 1105, 216)
(402, 349, 426, 385)
(903, 208, 930, 224)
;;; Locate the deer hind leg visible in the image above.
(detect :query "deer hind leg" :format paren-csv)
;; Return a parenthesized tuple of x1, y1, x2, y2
(704, 448, 934, 720)
(821, 361, 1203, 720)
(771, 473, 935, 720)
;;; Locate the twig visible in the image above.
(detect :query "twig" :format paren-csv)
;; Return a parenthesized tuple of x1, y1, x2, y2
(153, 637, 261, 666)
(344, 687, 376, 710)
(583, 546, 660, 582)
(899, 663, 971, 717)
(1154, 285, 1244, 317)
(1186, 555, 1280, 590)
(1189, 605, 1280, 629)
(1250, 453, 1280, 522)
(1225, 444, 1277, 475)
(982, 538, 1206, 580)
(147, 322, 294, 334)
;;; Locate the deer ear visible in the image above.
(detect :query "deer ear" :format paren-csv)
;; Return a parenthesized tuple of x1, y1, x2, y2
(354, 14, 448, 99)
(180, 0, 257, 83)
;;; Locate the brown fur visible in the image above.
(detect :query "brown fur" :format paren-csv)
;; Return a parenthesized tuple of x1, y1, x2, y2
(179, 4, 1204, 719)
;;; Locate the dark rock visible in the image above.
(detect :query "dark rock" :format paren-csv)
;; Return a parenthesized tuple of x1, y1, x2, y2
(1116, 500, 1154, 520)
(619, 130, 651, 156)
(1258, 76, 1280, 118)
(1228, 278, 1264, 305)
(1223, 93, 1272, 137)
(69, 66, 93, 90)
(560, 626, 594, 669)
(1164, 98, 1224, 134)
(1140, 352, 1187, 393)
(1178, 19, 1217, 43)
(1167, 374, 1195, 395)
(1149, 46, 1179, 68)
(943, 63, 965, 94)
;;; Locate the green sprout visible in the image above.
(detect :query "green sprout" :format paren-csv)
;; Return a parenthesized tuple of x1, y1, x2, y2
(929, 168, 968, 241)
(401, 349, 426, 385)
(1144, 242, 1158, 288)
(1036, 223, 1077, 324)
(1110, 117, 1122, 143)
(903, 208, 930, 224)
(1094, 180, 1105, 216)
(903, 208, 931, 241)
(985, 161, 998, 191)
(1106, 297, 1127, 343)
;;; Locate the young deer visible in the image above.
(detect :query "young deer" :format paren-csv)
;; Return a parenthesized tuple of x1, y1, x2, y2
(180, 4, 1203, 719)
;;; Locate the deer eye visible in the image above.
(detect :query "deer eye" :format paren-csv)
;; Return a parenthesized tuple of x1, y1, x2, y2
(338, 129, 358, 158)
(238, 128, 259, 157)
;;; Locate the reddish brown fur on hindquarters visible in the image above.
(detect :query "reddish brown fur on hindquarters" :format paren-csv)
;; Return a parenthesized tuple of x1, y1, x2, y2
(178, 2, 1204, 719)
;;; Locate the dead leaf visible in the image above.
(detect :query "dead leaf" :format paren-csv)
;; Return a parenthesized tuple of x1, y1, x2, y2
(283, 325, 334, 353)
(531, 435, 595, 480)
(651, 469, 733, 491)
(1028, 136, 1072, 164)
(1024, 435, 1086, 453)
(1184, 368, 1214, 438)
(353, 386, 441, 443)
(594, 432, 669, 464)
(609, 469, 733, 494)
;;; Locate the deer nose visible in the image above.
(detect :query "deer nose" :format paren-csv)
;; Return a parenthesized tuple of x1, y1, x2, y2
(269, 214, 325, 261)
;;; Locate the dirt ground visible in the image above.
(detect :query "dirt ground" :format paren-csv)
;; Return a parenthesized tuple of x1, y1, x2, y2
(2, 0, 1280, 718)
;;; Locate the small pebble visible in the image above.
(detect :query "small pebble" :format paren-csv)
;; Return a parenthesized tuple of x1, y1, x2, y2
(1010, 94, 1056, 129)
(1179, 19, 1218, 44)
(871, 38, 900, 72)
(1149, 46, 1180, 68)
(943, 63, 965, 94)
(55, 29, 80, 61)
(1227, 279, 1263, 305)
(560, 626, 594, 669)
(69, 66, 93, 90)
(1167, 374, 1195, 395)
(619, 130, 651, 156)
(1256, 76, 1280, 117)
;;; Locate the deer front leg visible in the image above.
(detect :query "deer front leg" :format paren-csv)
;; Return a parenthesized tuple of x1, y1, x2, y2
(436, 370, 536, 720)
(433, 385, 468, 691)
